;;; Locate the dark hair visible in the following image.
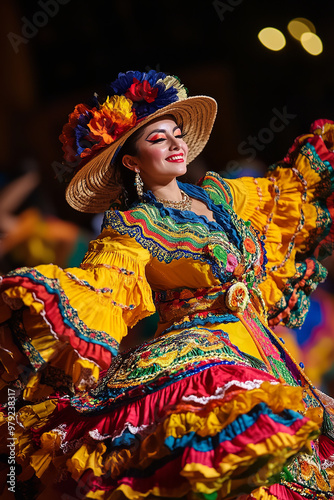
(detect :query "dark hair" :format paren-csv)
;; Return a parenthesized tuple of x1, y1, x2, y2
(112, 127, 144, 209)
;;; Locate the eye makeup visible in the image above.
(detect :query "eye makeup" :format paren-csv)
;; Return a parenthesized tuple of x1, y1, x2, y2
(145, 125, 184, 142)
(147, 133, 167, 142)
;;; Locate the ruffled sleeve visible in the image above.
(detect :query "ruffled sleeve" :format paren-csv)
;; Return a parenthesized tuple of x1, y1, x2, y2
(0, 228, 155, 400)
(223, 119, 334, 328)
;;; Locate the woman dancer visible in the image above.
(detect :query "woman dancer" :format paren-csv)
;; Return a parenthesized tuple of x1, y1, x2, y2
(1, 70, 334, 499)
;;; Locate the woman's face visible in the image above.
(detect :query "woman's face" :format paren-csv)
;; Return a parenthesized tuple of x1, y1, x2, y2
(123, 117, 188, 190)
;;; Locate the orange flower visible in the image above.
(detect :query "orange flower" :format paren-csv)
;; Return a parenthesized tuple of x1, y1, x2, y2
(244, 237, 256, 254)
(87, 95, 136, 151)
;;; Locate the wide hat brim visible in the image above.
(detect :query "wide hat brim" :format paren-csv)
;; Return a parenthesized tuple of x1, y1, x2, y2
(65, 95, 217, 213)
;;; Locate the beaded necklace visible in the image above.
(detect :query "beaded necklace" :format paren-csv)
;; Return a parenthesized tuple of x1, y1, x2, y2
(155, 190, 192, 211)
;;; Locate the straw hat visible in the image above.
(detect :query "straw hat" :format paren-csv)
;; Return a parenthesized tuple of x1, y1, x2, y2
(61, 71, 217, 213)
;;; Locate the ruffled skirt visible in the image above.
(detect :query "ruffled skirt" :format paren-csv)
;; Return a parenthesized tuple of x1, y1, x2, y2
(2, 327, 334, 500)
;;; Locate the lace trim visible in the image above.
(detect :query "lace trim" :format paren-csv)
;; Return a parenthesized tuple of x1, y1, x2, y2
(54, 420, 84, 455)
(181, 378, 278, 405)
(89, 423, 153, 443)
(111, 422, 152, 441)
(88, 428, 112, 441)
(321, 459, 334, 470)
(60, 436, 84, 455)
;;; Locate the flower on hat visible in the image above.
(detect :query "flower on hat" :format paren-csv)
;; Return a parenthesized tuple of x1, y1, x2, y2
(86, 95, 136, 153)
(109, 70, 165, 94)
(59, 95, 136, 167)
(60, 103, 92, 163)
(59, 70, 188, 176)
(125, 79, 159, 103)
(108, 70, 188, 119)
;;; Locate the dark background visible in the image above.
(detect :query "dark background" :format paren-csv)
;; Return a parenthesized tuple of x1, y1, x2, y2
(2, 0, 334, 223)
(1, 0, 334, 389)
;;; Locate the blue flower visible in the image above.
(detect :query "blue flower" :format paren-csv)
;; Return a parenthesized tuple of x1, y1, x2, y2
(107, 70, 182, 119)
(74, 112, 93, 156)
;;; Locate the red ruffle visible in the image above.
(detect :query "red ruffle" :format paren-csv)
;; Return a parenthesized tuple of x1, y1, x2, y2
(1, 274, 114, 369)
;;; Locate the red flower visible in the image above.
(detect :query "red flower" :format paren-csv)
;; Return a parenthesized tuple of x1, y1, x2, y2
(125, 79, 159, 103)
(59, 103, 93, 163)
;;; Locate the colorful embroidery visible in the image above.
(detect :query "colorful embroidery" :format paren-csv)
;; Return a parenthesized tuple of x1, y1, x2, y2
(8, 308, 45, 371)
(102, 180, 267, 289)
(154, 286, 241, 328)
(103, 204, 219, 264)
(281, 451, 332, 495)
(71, 328, 269, 413)
(268, 258, 327, 328)
(104, 205, 264, 290)
(198, 170, 233, 206)
(6, 267, 120, 356)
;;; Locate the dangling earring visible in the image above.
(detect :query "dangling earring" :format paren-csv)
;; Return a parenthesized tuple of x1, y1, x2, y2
(135, 171, 144, 201)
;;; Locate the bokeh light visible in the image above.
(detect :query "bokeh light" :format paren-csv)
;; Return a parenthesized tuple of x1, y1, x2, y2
(300, 32, 323, 55)
(258, 27, 286, 51)
(288, 18, 316, 41)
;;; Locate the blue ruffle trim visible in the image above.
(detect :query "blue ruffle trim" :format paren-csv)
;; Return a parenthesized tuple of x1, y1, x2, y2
(165, 403, 303, 452)
(160, 314, 239, 335)
(109, 402, 303, 449)
(141, 181, 243, 251)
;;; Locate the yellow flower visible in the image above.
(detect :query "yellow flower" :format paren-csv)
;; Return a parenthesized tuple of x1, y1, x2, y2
(88, 95, 136, 147)
(100, 95, 134, 120)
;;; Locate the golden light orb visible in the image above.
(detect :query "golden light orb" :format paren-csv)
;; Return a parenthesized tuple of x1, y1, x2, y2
(300, 32, 323, 56)
(287, 18, 316, 41)
(258, 27, 286, 51)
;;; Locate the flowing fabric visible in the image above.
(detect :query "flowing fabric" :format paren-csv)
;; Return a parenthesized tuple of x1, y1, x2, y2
(1, 120, 334, 499)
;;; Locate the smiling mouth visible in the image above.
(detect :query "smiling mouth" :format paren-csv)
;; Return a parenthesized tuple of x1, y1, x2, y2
(166, 154, 184, 163)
